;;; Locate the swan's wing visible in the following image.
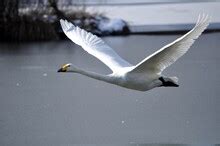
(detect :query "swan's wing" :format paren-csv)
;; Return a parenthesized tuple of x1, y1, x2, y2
(130, 14, 210, 74)
(60, 19, 132, 72)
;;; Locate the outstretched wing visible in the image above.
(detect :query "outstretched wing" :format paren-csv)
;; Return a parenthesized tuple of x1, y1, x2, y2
(130, 14, 210, 75)
(60, 19, 132, 72)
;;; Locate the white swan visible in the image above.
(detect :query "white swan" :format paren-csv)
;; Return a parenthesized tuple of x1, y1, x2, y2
(58, 14, 210, 91)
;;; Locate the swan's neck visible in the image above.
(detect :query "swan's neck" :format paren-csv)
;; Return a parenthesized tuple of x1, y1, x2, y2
(68, 67, 114, 84)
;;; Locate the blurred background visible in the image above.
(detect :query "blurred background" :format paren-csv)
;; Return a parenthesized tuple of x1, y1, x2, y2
(0, 0, 220, 145)
(1, 0, 220, 41)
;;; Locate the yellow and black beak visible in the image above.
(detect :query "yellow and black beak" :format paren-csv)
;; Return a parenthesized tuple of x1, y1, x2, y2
(57, 63, 71, 72)
(57, 68, 65, 72)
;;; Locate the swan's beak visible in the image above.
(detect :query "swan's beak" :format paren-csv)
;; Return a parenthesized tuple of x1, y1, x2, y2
(57, 63, 72, 72)
(57, 68, 63, 72)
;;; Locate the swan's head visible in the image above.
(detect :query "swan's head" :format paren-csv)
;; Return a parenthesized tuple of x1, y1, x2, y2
(159, 76, 179, 87)
(57, 63, 72, 72)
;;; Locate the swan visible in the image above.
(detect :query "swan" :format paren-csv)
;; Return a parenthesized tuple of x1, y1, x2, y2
(58, 14, 210, 91)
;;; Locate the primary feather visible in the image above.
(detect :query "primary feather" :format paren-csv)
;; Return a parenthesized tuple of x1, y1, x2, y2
(60, 19, 132, 72)
(130, 14, 210, 74)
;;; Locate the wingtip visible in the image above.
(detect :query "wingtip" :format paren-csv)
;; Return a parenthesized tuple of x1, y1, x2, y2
(195, 13, 211, 29)
(60, 19, 71, 31)
(60, 19, 65, 24)
(197, 13, 211, 22)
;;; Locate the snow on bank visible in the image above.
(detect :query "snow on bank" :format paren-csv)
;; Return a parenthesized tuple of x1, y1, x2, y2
(72, 16, 129, 35)
(19, 7, 130, 36)
(98, 18, 127, 33)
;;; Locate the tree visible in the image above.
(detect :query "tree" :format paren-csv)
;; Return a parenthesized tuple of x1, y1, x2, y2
(0, 0, 4, 40)
(1, 0, 19, 41)
(48, 0, 68, 20)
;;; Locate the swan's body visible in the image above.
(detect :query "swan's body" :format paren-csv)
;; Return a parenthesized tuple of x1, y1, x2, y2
(58, 14, 210, 91)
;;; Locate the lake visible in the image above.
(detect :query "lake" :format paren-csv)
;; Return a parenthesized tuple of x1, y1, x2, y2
(0, 33, 219, 145)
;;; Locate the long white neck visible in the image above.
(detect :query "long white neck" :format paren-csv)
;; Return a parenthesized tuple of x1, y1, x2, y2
(68, 67, 114, 84)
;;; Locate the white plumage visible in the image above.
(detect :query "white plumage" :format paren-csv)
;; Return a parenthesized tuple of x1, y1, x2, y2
(60, 19, 132, 72)
(58, 14, 210, 91)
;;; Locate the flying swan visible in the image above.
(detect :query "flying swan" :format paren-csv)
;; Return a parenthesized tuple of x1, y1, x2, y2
(58, 14, 210, 91)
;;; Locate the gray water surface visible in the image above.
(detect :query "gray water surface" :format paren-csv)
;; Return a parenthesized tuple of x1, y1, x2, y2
(0, 33, 219, 145)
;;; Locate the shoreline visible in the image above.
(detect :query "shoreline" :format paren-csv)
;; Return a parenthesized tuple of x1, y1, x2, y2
(85, 2, 220, 26)
(2, 2, 220, 42)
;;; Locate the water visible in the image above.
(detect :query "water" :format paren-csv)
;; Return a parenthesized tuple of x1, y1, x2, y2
(0, 33, 219, 145)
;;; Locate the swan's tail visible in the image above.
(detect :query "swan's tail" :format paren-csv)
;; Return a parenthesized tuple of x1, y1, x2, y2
(170, 76, 179, 84)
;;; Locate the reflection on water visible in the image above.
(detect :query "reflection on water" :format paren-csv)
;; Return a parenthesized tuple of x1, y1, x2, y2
(0, 34, 219, 145)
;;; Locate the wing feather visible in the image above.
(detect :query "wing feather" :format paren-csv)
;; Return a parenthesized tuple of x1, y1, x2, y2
(130, 14, 210, 74)
(60, 19, 132, 72)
